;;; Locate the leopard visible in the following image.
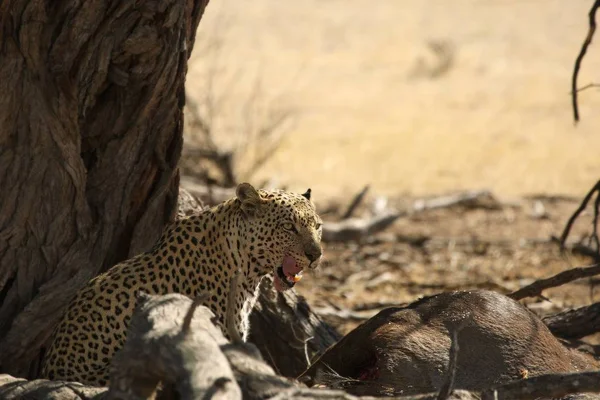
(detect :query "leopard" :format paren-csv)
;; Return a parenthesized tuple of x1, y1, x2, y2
(41, 182, 323, 386)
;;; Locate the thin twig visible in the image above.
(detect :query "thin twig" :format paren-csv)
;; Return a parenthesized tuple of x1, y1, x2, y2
(592, 188, 600, 252)
(508, 263, 600, 300)
(304, 336, 314, 367)
(182, 294, 209, 335)
(571, 0, 600, 122)
(571, 82, 600, 93)
(559, 180, 600, 258)
(241, 109, 294, 180)
(341, 185, 371, 220)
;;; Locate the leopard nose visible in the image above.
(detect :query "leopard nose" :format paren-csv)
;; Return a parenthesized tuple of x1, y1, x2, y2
(305, 247, 322, 262)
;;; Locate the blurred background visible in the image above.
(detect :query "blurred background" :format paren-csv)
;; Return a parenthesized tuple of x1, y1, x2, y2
(181, 0, 600, 334)
(184, 0, 600, 199)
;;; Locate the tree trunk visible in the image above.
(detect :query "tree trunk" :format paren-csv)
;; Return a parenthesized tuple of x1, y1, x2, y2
(0, 0, 210, 379)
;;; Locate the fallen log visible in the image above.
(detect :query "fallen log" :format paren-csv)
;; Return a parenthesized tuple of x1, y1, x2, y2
(544, 301, 600, 340)
(0, 374, 106, 399)
(106, 292, 242, 400)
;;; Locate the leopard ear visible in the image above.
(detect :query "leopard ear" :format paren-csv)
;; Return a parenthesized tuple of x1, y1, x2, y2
(236, 183, 263, 217)
(302, 188, 312, 200)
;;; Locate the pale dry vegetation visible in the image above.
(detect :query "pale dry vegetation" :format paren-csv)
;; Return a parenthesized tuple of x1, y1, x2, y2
(187, 0, 600, 198)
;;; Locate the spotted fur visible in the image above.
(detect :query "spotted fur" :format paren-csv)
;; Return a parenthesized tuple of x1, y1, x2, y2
(41, 183, 323, 386)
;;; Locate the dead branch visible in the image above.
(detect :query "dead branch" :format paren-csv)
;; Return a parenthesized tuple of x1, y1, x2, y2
(107, 292, 241, 400)
(182, 146, 236, 187)
(508, 263, 600, 300)
(0, 374, 106, 400)
(177, 186, 206, 219)
(185, 93, 215, 139)
(559, 180, 600, 259)
(322, 211, 404, 242)
(268, 388, 480, 400)
(342, 185, 370, 219)
(184, 27, 297, 187)
(412, 190, 502, 212)
(571, 0, 600, 122)
(0, 373, 480, 400)
(240, 108, 294, 181)
(181, 294, 209, 335)
(544, 301, 600, 339)
(482, 371, 600, 400)
(560, 240, 600, 259)
(219, 342, 293, 400)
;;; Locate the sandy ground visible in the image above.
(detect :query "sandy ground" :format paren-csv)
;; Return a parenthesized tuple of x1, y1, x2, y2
(186, 0, 600, 199)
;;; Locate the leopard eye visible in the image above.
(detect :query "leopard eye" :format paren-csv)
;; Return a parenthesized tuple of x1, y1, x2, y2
(282, 222, 296, 232)
(316, 223, 322, 230)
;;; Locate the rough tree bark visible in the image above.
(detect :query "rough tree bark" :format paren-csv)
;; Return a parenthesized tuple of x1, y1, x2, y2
(0, 0, 210, 378)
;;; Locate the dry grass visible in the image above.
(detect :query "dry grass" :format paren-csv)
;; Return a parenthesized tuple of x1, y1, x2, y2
(188, 0, 600, 198)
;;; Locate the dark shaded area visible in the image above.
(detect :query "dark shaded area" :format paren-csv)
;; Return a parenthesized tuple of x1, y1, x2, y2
(0, 0, 210, 378)
(248, 277, 342, 378)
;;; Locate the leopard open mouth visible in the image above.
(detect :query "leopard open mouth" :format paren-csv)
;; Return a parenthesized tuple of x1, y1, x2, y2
(273, 255, 303, 292)
(276, 266, 301, 288)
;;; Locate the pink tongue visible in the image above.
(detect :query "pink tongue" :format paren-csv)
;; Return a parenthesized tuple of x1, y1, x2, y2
(282, 255, 301, 276)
